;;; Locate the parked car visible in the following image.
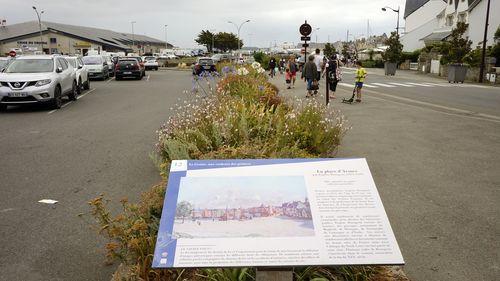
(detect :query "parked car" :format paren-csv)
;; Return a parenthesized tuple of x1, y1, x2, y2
(0, 57, 12, 71)
(0, 55, 78, 110)
(64, 56, 90, 94)
(124, 56, 145, 76)
(143, 56, 159, 70)
(115, 58, 143, 80)
(210, 54, 231, 63)
(82, 55, 110, 80)
(103, 56, 115, 77)
(192, 57, 216, 75)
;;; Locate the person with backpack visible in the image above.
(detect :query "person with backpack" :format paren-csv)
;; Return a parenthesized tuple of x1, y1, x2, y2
(301, 55, 318, 97)
(323, 54, 342, 100)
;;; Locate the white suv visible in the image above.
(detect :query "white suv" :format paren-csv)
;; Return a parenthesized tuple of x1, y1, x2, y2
(64, 56, 90, 94)
(0, 55, 78, 110)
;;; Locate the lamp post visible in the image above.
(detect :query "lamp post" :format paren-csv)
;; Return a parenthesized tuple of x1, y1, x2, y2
(32, 6, 44, 53)
(313, 27, 320, 44)
(164, 25, 168, 50)
(382, 6, 400, 35)
(478, 0, 491, 83)
(210, 29, 216, 54)
(131, 21, 136, 54)
(227, 20, 250, 51)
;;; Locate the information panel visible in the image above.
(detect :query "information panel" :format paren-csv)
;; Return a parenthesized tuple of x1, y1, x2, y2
(152, 158, 404, 268)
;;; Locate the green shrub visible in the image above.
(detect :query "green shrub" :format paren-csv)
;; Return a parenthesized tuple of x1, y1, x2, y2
(361, 60, 384, 68)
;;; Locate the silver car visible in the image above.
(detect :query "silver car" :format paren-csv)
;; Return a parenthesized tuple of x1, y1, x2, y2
(64, 56, 90, 94)
(82, 55, 110, 80)
(0, 55, 78, 110)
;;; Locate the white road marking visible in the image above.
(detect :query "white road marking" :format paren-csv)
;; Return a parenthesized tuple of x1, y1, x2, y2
(406, 82, 433, 87)
(77, 88, 96, 100)
(371, 83, 396, 88)
(47, 109, 57, 114)
(362, 84, 378, 88)
(0, 208, 15, 213)
(146, 75, 150, 81)
(61, 101, 73, 108)
(106, 77, 115, 83)
(422, 82, 449, 87)
(338, 82, 354, 88)
(388, 82, 415, 87)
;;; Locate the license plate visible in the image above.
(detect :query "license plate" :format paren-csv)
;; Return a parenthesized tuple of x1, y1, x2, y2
(9, 92, 28, 97)
(203, 66, 211, 69)
(124, 72, 132, 74)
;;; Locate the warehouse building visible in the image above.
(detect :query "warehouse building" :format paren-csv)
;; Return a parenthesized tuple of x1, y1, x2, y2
(0, 20, 169, 56)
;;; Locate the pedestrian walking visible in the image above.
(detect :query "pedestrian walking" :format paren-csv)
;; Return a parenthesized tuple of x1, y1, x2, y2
(354, 61, 367, 102)
(323, 54, 342, 100)
(269, 57, 276, 78)
(301, 55, 318, 97)
(279, 58, 285, 74)
(287, 55, 298, 88)
(313, 49, 324, 95)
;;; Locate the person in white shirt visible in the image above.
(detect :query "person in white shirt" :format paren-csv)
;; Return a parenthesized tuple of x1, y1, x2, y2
(313, 48, 324, 82)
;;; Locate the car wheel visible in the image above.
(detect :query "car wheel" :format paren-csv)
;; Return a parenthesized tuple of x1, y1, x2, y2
(84, 78, 90, 90)
(0, 104, 7, 111)
(77, 78, 83, 95)
(51, 86, 63, 109)
(137, 75, 142, 80)
(68, 80, 78, 101)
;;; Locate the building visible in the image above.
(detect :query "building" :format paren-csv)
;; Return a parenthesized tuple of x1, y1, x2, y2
(401, 0, 499, 51)
(0, 20, 169, 56)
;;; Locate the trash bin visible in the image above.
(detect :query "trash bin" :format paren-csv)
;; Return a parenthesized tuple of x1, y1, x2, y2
(448, 64, 467, 83)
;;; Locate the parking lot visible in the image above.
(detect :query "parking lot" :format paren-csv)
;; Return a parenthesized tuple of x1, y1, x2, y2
(0, 69, 191, 280)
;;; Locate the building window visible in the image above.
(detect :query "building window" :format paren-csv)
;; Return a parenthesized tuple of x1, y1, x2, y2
(50, 48, 58, 54)
(50, 37, 57, 44)
(447, 15, 454, 26)
(458, 13, 467, 23)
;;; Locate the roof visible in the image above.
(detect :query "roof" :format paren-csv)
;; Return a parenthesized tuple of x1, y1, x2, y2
(404, 0, 447, 18)
(0, 21, 167, 51)
(420, 30, 452, 41)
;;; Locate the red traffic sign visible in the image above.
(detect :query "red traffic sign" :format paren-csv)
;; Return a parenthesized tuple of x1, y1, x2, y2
(8, 50, 16, 57)
(302, 43, 309, 47)
(299, 21, 312, 36)
(301, 36, 311, 41)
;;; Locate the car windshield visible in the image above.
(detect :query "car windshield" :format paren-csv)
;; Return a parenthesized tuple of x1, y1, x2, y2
(5, 59, 53, 73)
(199, 59, 213, 65)
(65, 58, 77, 68)
(82, 56, 103, 65)
(144, 57, 155, 61)
(0, 60, 9, 69)
(119, 60, 137, 65)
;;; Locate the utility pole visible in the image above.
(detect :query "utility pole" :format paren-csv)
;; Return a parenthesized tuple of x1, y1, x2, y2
(164, 25, 168, 50)
(131, 21, 136, 54)
(479, 0, 491, 83)
(32, 6, 44, 53)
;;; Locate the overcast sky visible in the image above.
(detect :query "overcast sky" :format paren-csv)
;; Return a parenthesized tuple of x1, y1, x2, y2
(3, 0, 406, 48)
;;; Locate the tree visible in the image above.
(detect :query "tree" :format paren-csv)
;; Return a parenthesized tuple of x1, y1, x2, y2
(341, 43, 350, 58)
(176, 201, 193, 223)
(492, 26, 500, 66)
(195, 30, 215, 53)
(323, 43, 336, 58)
(382, 31, 403, 63)
(440, 22, 472, 64)
(214, 32, 242, 52)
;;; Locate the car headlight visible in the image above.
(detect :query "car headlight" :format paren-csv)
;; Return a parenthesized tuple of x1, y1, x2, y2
(35, 79, 51, 87)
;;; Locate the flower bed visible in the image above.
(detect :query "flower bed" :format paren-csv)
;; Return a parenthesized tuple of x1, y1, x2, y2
(88, 62, 407, 280)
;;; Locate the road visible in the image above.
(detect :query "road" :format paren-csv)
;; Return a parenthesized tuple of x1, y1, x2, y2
(1, 67, 499, 281)
(274, 68, 500, 281)
(0, 70, 191, 281)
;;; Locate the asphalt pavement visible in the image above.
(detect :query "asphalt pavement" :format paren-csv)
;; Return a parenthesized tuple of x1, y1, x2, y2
(1, 68, 499, 281)
(273, 68, 500, 281)
(0, 70, 191, 281)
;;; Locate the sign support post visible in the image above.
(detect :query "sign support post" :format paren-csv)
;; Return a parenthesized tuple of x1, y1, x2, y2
(299, 20, 312, 73)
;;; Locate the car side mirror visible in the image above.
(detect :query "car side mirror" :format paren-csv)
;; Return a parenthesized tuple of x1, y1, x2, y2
(56, 67, 63, 73)
(103, 62, 107, 66)
(78, 64, 83, 69)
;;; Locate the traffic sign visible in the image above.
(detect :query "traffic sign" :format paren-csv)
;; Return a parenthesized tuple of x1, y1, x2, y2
(301, 36, 311, 41)
(302, 43, 309, 47)
(299, 21, 312, 36)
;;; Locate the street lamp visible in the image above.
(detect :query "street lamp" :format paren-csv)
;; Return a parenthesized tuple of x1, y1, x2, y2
(227, 20, 250, 51)
(131, 21, 136, 54)
(32, 6, 44, 53)
(164, 25, 168, 50)
(210, 29, 216, 55)
(382, 6, 400, 35)
(312, 27, 320, 44)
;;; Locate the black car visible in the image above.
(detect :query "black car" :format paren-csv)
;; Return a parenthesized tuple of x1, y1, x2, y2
(192, 57, 216, 75)
(115, 58, 143, 80)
